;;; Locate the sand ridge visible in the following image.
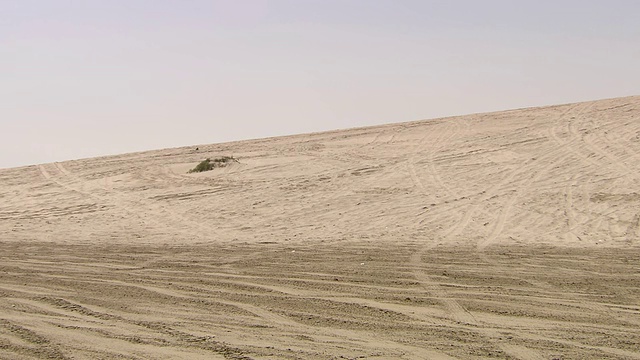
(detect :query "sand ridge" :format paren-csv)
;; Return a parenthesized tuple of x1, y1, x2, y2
(1, 96, 639, 358)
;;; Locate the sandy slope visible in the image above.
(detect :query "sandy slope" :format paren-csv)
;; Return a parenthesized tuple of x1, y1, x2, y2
(1, 96, 639, 359)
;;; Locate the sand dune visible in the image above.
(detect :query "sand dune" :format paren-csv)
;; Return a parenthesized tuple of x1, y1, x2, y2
(1, 96, 639, 359)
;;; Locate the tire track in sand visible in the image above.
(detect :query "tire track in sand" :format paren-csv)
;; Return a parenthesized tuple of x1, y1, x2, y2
(472, 103, 640, 334)
(476, 103, 591, 252)
(560, 103, 640, 182)
(0, 318, 68, 359)
(405, 118, 548, 360)
(409, 105, 593, 360)
(407, 120, 478, 324)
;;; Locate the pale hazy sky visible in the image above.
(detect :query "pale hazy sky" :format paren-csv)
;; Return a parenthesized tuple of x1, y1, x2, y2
(1, 0, 638, 168)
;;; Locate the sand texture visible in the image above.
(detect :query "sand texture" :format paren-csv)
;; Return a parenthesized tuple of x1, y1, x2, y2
(1, 96, 640, 359)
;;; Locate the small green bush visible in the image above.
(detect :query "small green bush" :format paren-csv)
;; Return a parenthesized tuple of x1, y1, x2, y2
(188, 158, 214, 173)
(188, 156, 237, 173)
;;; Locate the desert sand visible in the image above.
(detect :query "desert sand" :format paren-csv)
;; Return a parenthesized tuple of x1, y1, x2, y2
(1, 96, 639, 359)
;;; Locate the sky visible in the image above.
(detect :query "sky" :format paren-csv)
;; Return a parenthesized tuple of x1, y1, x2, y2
(1, 0, 639, 169)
